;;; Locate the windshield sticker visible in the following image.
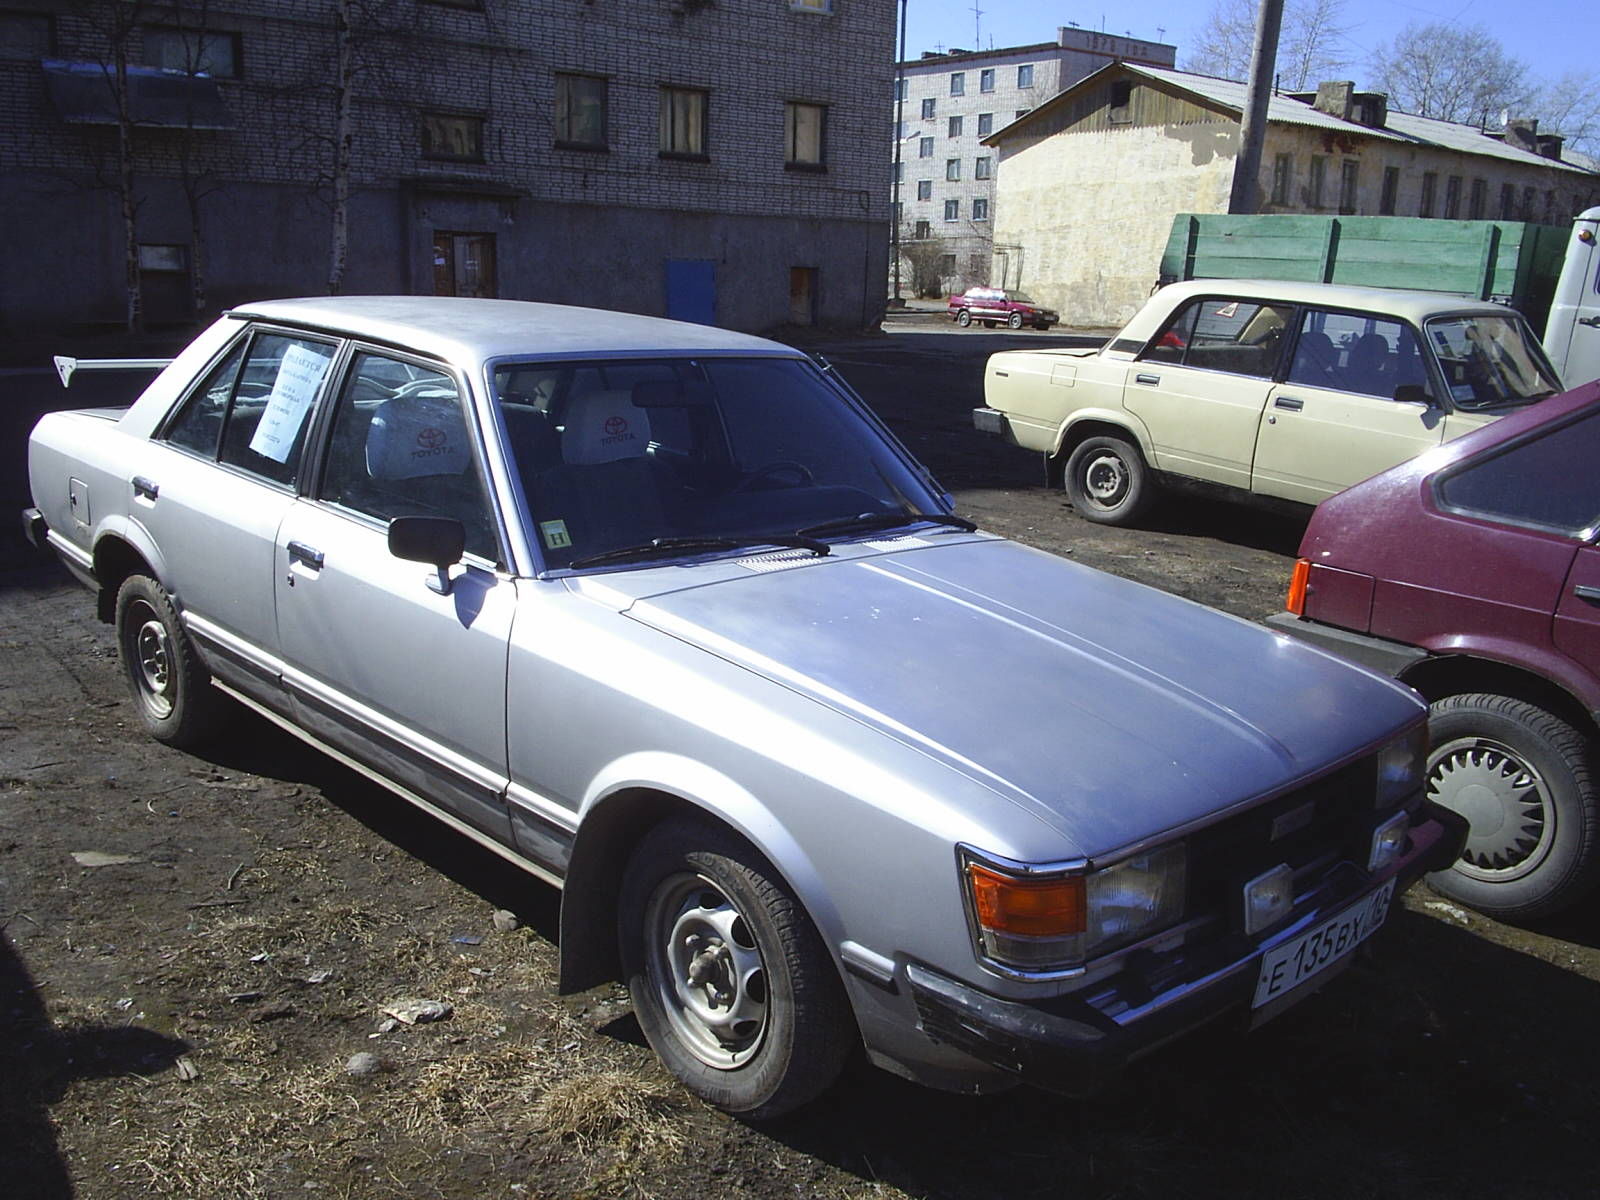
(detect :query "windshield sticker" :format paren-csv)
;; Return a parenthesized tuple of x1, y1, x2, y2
(249, 344, 331, 463)
(1214, 301, 1239, 318)
(540, 519, 572, 550)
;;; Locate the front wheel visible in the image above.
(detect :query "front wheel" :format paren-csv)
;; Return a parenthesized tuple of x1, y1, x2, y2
(955, 309, 972, 327)
(1007, 312, 1024, 330)
(619, 817, 853, 1119)
(1423, 693, 1600, 920)
(1063, 435, 1155, 526)
(115, 574, 224, 749)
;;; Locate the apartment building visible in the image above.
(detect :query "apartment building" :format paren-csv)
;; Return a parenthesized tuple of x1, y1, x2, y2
(0, 0, 893, 336)
(891, 26, 1175, 295)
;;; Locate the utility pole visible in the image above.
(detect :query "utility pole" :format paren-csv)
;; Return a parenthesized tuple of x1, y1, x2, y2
(1228, 0, 1284, 214)
(890, 0, 908, 303)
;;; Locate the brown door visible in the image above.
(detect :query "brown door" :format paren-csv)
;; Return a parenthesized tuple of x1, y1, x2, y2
(433, 233, 497, 297)
(788, 266, 817, 326)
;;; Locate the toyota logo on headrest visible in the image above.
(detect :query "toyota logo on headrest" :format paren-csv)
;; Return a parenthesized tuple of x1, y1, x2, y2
(604, 416, 629, 437)
(417, 427, 447, 449)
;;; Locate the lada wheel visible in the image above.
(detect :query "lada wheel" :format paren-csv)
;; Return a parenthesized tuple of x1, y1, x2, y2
(956, 309, 973, 327)
(1423, 693, 1600, 920)
(619, 817, 853, 1118)
(1063, 435, 1154, 526)
(1008, 312, 1024, 329)
(114, 574, 223, 749)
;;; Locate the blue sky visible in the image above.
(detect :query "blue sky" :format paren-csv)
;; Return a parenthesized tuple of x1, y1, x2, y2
(901, 0, 1590, 88)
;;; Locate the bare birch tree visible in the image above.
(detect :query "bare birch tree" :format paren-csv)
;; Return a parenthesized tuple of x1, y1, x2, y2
(1186, 0, 1351, 90)
(1534, 70, 1600, 156)
(1367, 23, 1530, 124)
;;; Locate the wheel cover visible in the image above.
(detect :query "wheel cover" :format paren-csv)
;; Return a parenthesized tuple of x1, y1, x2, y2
(1427, 735, 1556, 882)
(644, 871, 769, 1070)
(128, 602, 175, 720)
(1080, 451, 1129, 508)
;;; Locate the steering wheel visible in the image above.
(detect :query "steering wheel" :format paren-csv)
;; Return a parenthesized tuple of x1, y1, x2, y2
(731, 460, 815, 493)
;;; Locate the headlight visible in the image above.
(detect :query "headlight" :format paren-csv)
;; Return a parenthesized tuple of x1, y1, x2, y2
(1376, 724, 1428, 808)
(960, 844, 1187, 976)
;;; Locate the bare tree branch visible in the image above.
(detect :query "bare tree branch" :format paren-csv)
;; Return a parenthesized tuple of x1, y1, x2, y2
(1368, 22, 1530, 124)
(1186, 0, 1351, 90)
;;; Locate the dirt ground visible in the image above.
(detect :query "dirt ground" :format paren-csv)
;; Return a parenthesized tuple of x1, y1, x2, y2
(4, 320, 1600, 1199)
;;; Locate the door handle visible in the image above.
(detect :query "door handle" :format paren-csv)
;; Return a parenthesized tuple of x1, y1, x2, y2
(131, 475, 159, 500)
(1134, 373, 1161, 386)
(1576, 584, 1600, 604)
(1273, 396, 1304, 411)
(287, 541, 325, 570)
(1579, 316, 1600, 329)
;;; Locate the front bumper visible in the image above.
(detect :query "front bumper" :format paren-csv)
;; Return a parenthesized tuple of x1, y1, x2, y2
(906, 801, 1466, 1097)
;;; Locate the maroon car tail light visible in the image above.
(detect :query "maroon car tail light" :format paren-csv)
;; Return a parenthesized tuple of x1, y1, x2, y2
(1286, 559, 1310, 616)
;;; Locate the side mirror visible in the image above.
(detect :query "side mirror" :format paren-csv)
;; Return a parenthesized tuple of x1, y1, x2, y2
(1393, 383, 1436, 407)
(388, 516, 465, 595)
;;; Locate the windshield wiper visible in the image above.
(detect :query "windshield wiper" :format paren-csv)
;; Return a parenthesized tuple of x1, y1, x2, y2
(569, 534, 829, 570)
(797, 511, 977, 539)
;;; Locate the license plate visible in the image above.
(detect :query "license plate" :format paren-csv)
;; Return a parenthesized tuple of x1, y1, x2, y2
(1252, 880, 1396, 1009)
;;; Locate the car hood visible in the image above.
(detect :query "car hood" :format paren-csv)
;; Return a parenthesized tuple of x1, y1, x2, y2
(615, 539, 1421, 856)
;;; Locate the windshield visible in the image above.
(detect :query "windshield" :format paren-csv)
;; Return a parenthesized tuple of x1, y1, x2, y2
(492, 356, 944, 569)
(1425, 314, 1561, 410)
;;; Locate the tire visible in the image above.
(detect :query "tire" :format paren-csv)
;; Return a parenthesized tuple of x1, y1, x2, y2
(955, 309, 972, 327)
(1063, 435, 1155, 526)
(1007, 312, 1024, 330)
(114, 574, 224, 749)
(1423, 693, 1600, 920)
(619, 816, 853, 1119)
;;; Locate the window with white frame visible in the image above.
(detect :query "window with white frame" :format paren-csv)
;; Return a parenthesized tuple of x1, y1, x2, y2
(921, 97, 935, 119)
(974, 156, 991, 180)
(554, 73, 606, 148)
(659, 86, 708, 157)
(948, 115, 962, 137)
(1017, 63, 1034, 88)
(916, 179, 932, 200)
(789, 0, 833, 11)
(977, 112, 993, 135)
(785, 101, 826, 167)
(972, 197, 989, 220)
(945, 158, 960, 180)
(918, 136, 933, 158)
(943, 198, 959, 221)
(950, 72, 965, 96)
(979, 68, 995, 93)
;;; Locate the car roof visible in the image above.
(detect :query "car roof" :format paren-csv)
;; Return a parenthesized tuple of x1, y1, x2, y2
(227, 296, 797, 364)
(1119, 278, 1521, 342)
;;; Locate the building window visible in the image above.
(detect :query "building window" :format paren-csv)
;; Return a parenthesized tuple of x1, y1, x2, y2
(948, 115, 962, 138)
(972, 197, 989, 221)
(789, 0, 834, 11)
(1017, 64, 1034, 88)
(1522, 185, 1537, 219)
(974, 156, 992, 180)
(1420, 172, 1437, 217)
(945, 158, 960, 181)
(894, 77, 907, 101)
(1444, 175, 1461, 218)
(422, 0, 484, 8)
(1500, 182, 1516, 219)
(892, 160, 903, 183)
(138, 243, 187, 272)
(943, 198, 959, 221)
(554, 73, 606, 149)
(916, 179, 932, 200)
(1271, 153, 1292, 205)
(659, 86, 708, 158)
(1338, 160, 1358, 214)
(950, 72, 965, 96)
(921, 97, 936, 119)
(1380, 166, 1399, 215)
(1467, 178, 1486, 220)
(420, 112, 483, 161)
(1015, 108, 1030, 119)
(785, 101, 826, 168)
(1546, 190, 1556, 222)
(977, 112, 993, 135)
(918, 136, 933, 158)
(914, 219, 930, 239)
(1308, 155, 1326, 209)
(144, 28, 239, 78)
(940, 252, 956, 274)
(980, 68, 995, 93)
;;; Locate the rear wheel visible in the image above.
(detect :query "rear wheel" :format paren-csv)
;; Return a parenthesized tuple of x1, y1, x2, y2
(619, 817, 853, 1119)
(1424, 693, 1600, 920)
(114, 574, 224, 749)
(1063, 435, 1155, 526)
(955, 309, 972, 327)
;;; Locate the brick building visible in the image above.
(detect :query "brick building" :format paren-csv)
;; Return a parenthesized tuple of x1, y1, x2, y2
(890, 26, 1176, 296)
(0, 0, 893, 336)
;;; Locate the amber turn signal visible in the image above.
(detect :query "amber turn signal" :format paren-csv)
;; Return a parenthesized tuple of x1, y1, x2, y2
(1286, 558, 1311, 616)
(967, 863, 1086, 937)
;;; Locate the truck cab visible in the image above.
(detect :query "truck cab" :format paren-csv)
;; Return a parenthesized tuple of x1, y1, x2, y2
(1544, 206, 1600, 388)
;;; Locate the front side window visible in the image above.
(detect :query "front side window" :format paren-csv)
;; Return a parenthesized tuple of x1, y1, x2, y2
(660, 86, 708, 157)
(1427, 314, 1562, 411)
(421, 112, 483, 161)
(144, 28, 238, 77)
(554, 73, 606, 148)
(1017, 64, 1034, 88)
(979, 68, 995, 93)
(1437, 409, 1600, 536)
(321, 353, 497, 560)
(491, 357, 942, 570)
(1286, 309, 1428, 398)
(1140, 297, 1295, 378)
(785, 101, 826, 166)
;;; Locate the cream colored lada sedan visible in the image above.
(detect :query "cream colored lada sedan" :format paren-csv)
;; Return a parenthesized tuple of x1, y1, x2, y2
(973, 279, 1563, 524)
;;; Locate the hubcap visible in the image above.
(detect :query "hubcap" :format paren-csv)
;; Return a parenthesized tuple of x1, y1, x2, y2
(129, 604, 174, 719)
(1427, 736, 1554, 881)
(645, 873, 769, 1070)
(1082, 452, 1128, 507)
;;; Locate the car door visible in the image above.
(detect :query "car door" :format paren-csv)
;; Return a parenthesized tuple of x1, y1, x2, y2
(1253, 309, 1446, 505)
(135, 327, 339, 708)
(1555, 545, 1600, 675)
(273, 347, 518, 844)
(1122, 295, 1295, 489)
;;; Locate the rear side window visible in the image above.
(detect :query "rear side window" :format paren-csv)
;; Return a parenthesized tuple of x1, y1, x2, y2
(1140, 297, 1294, 378)
(1436, 409, 1600, 536)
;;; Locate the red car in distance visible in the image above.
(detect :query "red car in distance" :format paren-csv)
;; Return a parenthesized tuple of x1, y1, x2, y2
(947, 287, 1059, 330)
(1270, 380, 1600, 921)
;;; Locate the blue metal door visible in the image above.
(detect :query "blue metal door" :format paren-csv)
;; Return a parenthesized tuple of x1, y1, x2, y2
(665, 259, 716, 325)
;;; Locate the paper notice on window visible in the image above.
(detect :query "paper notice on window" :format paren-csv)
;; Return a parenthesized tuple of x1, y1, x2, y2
(250, 344, 331, 463)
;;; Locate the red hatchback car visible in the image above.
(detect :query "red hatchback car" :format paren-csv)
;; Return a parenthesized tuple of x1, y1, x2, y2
(947, 287, 1059, 330)
(1269, 381, 1600, 920)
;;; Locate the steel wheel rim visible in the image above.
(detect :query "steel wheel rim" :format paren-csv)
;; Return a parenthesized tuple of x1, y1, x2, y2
(1081, 451, 1129, 508)
(644, 871, 769, 1070)
(1427, 735, 1556, 882)
(128, 601, 175, 719)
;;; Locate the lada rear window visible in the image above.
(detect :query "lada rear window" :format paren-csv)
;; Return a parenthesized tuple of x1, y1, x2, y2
(1435, 408, 1600, 536)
